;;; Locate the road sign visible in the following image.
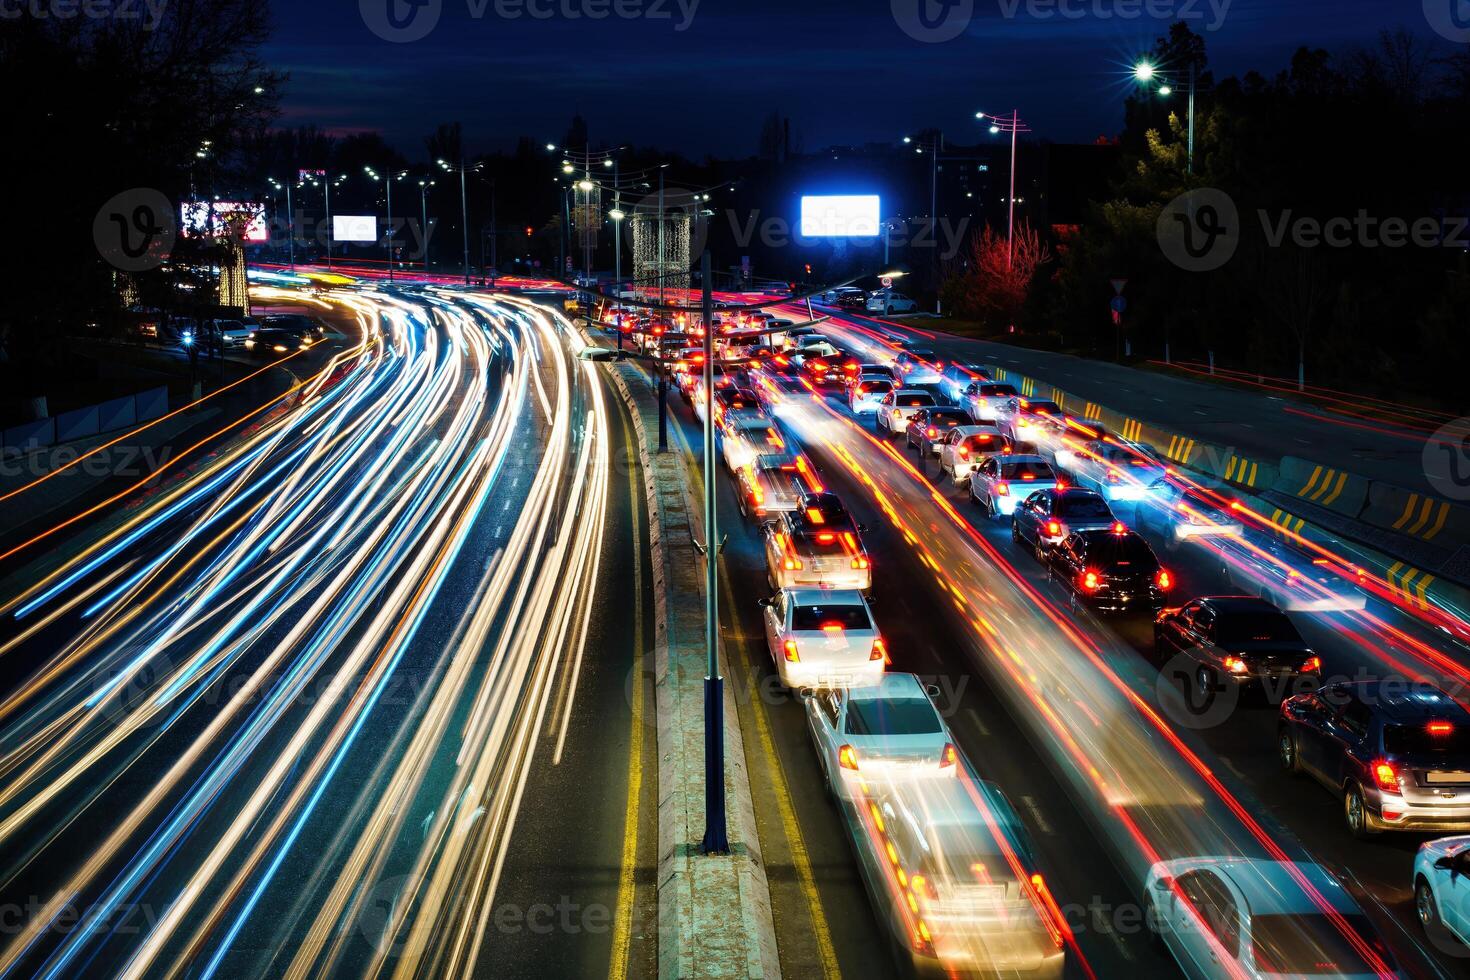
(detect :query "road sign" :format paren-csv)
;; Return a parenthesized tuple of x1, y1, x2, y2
(1110, 278, 1128, 295)
(881, 276, 894, 288)
(1110, 295, 1128, 314)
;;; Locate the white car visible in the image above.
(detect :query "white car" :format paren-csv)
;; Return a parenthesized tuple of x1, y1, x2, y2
(995, 398, 1064, 443)
(1415, 836, 1470, 948)
(938, 363, 991, 404)
(760, 589, 885, 690)
(961, 382, 1019, 421)
(805, 672, 957, 801)
(1144, 858, 1400, 979)
(1219, 539, 1368, 612)
(721, 416, 785, 473)
(1063, 439, 1167, 503)
(735, 453, 810, 520)
(849, 378, 894, 415)
(970, 455, 1059, 519)
(894, 348, 943, 385)
(938, 425, 1009, 484)
(876, 389, 938, 436)
(1139, 482, 1246, 546)
(762, 519, 872, 592)
(211, 318, 254, 348)
(866, 292, 918, 313)
(787, 339, 841, 369)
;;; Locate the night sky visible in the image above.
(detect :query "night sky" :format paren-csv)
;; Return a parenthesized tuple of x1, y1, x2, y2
(267, 0, 1442, 157)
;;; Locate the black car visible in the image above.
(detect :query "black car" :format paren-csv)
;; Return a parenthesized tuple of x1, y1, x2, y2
(837, 292, 870, 311)
(1155, 596, 1319, 695)
(259, 313, 327, 342)
(1011, 488, 1116, 558)
(243, 327, 310, 357)
(789, 491, 866, 535)
(1047, 527, 1172, 614)
(905, 407, 972, 454)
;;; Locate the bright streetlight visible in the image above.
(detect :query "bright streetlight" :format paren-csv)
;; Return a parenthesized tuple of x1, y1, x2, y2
(1133, 61, 1156, 81)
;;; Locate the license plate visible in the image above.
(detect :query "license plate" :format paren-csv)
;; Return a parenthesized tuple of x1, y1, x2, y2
(1425, 771, 1470, 784)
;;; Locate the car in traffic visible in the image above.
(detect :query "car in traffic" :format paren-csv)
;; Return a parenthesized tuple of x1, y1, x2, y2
(243, 327, 311, 357)
(1011, 488, 1116, 558)
(1143, 857, 1401, 979)
(938, 426, 1011, 485)
(866, 292, 918, 313)
(837, 292, 871, 311)
(906, 407, 974, 456)
(1280, 679, 1470, 836)
(937, 363, 991, 404)
(1156, 596, 1318, 696)
(1219, 539, 1369, 613)
(736, 453, 812, 520)
(960, 382, 1019, 422)
(805, 672, 956, 801)
(1414, 836, 1470, 948)
(848, 378, 895, 415)
(1058, 439, 1167, 504)
(787, 336, 842, 370)
(721, 416, 785, 473)
(762, 512, 873, 591)
(1046, 526, 1171, 614)
(712, 387, 767, 427)
(855, 779, 1066, 979)
(850, 364, 899, 388)
(259, 313, 327, 343)
(876, 389, 939, 437)
(800, 349, 861, 389)
(759, 589, 886, 690)
(968, 454, 1057, 515)
(895, 348, 943, 385)
(1139, 481, 1246, 547)
(995, 398, 1064, 443)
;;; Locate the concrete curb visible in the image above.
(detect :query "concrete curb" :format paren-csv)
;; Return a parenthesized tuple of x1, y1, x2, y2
(581, 329, 781, 979)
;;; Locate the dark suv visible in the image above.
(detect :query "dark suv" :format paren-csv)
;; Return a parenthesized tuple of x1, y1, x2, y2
(1156, 596, 1318, 695)
(1048, 527, 1172, 614)
(1279, 680, 1470, 837)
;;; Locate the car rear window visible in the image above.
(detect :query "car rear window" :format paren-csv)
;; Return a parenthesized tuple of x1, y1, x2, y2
(1056, 496, 1111, 520)
(1383, 723, 1470, 756)
(1084, 536, 1157, 566)
(845, 697, 943, 736)
(1002, 460, 1053, 480)
(978, 384, 1017, 397)
(897, 393, 937, 408)
(1216, 613, 1303, 644)
(792, 604, 871, 631)
(1025, 401, 1062, 415)
(858, 381, 894, 395)
(795, 530, 860, 553)
(930, 411, 971, 426)
(1249, 914, 1394, 976)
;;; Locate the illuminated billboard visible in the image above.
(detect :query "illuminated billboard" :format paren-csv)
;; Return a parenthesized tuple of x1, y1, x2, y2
(332, 215, 378, 243)
(181, 202, 268, 242)
(799, 195, 880, 238)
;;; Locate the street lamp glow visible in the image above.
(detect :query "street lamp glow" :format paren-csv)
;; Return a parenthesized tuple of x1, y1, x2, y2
(902, 136, 912, 144)
(609, 208, 625, 221)
(1159, 85, 1173, 96)
(989, 125, 1001, 135)
(577, 180, 594, 191)
(975, 112, 986, 119)
(603, 158, 614, 167)
(546, 143, 557, 151)
(1133, 61, 1156, 81)
(562, 164, 575, 174)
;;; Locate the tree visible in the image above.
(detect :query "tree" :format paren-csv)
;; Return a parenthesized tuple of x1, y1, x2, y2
(941, 223, 1052, 329)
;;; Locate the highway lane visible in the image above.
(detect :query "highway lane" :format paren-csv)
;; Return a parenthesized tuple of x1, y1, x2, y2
(0, 287, 652, 978)
(650, 360, 1175, 978)
(751, 313, 1469, 974)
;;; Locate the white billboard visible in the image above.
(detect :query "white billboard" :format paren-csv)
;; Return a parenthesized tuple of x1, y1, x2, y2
(800, 195, 880, 238)
(332, 215, 378, 243)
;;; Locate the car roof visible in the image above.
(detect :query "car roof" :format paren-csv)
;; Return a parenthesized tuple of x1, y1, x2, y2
(1054, 487, 1106, 501)
(1333, 681, 1470, 722)
(786, 587, 866, 606)
(1199, 596, 1282, 616)
(732, 417, 774, 431)
(754, 453, 797, 469)
(847, 672, 928, 702)
(997, 454, 1050, 465)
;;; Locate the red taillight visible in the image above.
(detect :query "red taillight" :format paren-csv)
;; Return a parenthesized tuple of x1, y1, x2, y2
(939, 743, 957, 768)
(871, 637, 888, 662)
(1223, 655, 1249, 674)
(782, 557, 803, 571)
(1302, 655, 1322, 673)
(816, 532, 836, 543)
(838, 745, 860, 771)
(995, 482, 1010, 496)
(1429, 721, 1455, 736)
(851, 556, 870, 570)
(957, 446, 970, 460)
(1045, 520, 1063, 537)
(1111, 521, 1127, 534)
(1026, 874, 1067, 950)
(1373, 760, 1401, 793)
(1081, 571, 1101, 591)
(1156, 569, 1173, 590)
(926, 426, 937, 438)
(783, 638, 800, 662)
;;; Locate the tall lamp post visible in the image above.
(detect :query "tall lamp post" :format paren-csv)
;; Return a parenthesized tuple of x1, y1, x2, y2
(902, 133, 944, 311)
(366, 166, 408, 280)
(438, 157, 484, 284)
(307, 173, 348, 269)
(417, 178, 435, 276)
(267, 177, 295, 270)
(975, 110, 1030, 270)
(1135, 60, 1197, 175)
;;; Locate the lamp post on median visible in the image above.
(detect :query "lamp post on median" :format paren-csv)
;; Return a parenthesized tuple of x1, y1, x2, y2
(699, 244, 729, 856)
(417, 178, 435, 276)
(976, 110, 1030, 271)
(439, 157, 483, 284)
(366, 166, 408, 280)
(268, 177, 295, 270)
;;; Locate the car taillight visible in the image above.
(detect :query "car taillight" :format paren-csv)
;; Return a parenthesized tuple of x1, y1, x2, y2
(782, 557, 803, 571)
(1081, 571, 1101, 591)
(871, 638, 888, 662)
(1373, 760, 1402, 794)
(1107, 469, 1122, 484)
(1429, 720, 1455, 736)
(1156, 569, 1173, 590)
(1026, 874, 1067, 950)
(957, 446, 970, 460)
(1045, 520, 1063, 537)
(939, 743, 957, 768)
(752, 487, 765, 505)
(893, 409, 903, 419)
(926, 426, 937, 438)
(995, 482, 1010, 496)
(1302, 655, 1322, 673)
(838, 745, 860, 770)
(783, 638, 800, 663)
(851, 556, 870, 570)
(1223, 655, 1249, 674)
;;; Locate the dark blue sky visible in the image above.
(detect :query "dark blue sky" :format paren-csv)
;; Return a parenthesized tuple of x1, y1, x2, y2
(266, 0, 1443, 157)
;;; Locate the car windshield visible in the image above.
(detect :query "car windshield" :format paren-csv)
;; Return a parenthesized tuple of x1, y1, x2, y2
(845, 697, 943, 736)
(1216, 613, 1303, 644)
(1002, 460, 1053, 480)
(896, 393, 936, 408)
(1249, 913, 1394, 976)
(791, 603, 871, 631)
(1055, 496, 1111, 520)
(1383, 723, 1470, 756)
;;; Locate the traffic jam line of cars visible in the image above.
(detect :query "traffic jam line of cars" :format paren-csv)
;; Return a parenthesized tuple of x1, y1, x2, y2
(615, 307, 1470, 977)
(803, 330, 1470, 975)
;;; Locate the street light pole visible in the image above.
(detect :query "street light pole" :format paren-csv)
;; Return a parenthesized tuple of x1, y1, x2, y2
(699, 245, 728, 856)
(1007, 111, 1018, 270)
(1187, 61, 1197, 176)
(419, 180, 433, 276)
(325, 176, 333, 270)
(386, 173, 395, 280)
(459, 164, 470, 284)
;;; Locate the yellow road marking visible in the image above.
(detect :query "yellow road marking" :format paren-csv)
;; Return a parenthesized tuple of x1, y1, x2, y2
(609, 410, 646, 980)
